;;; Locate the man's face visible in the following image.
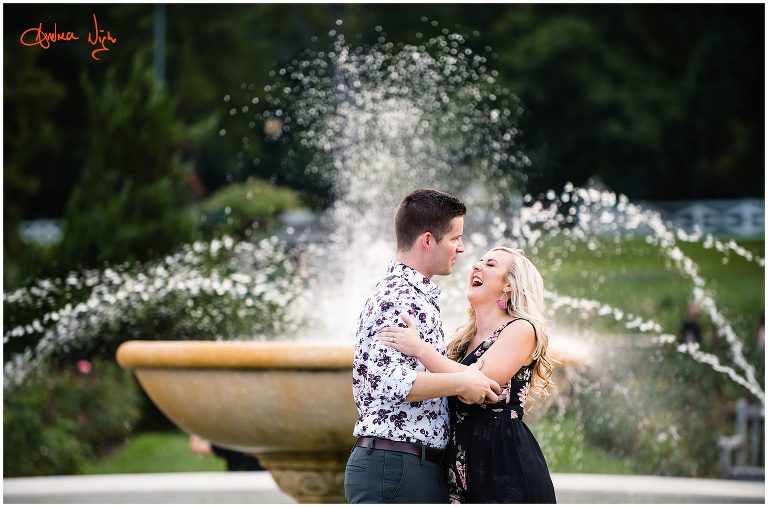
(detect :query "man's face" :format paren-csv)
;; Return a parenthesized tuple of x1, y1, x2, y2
(428, 216, 465, 277)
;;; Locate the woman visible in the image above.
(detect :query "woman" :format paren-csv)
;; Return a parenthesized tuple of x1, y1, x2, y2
(378, 247, 557, 503)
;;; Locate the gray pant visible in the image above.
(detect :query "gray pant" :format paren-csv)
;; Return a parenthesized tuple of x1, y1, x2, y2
(344, 446, 448, 503)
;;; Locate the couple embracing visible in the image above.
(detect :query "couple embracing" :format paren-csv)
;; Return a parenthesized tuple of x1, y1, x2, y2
(344, 188, 557, 504)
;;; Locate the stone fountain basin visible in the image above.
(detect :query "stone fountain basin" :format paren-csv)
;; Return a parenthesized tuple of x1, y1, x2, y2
(116, 339, 586, 452)
(116, 341, 357, 455)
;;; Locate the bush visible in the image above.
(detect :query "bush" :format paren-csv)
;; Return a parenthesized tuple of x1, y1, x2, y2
(4, 236, 308, 388)
(198, 177, 303, 239)
(570, 343, 743, 477)
(3, 358, 141, 477)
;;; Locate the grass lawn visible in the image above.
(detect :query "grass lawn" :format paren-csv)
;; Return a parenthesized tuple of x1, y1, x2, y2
(81, 432, 225, 474)
(83, 416, 630, 476)
(534, 236, 764, 342)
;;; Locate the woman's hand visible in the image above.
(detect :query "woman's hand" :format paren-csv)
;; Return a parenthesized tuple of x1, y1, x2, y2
(376, 313, 426, 358)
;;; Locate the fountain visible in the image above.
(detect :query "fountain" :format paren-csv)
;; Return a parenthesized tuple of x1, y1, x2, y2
(4, 18, 764, 503)
(116, 25, 591, 502)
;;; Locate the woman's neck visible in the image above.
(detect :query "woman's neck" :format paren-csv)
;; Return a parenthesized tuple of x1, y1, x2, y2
(472, 300, 511, 341)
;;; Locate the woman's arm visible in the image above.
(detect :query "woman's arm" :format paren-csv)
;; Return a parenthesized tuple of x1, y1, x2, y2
(478, 319, 536, 387)
(376, 313, 466, 373)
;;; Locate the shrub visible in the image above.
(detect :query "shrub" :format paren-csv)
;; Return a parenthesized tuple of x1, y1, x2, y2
(4, 236, 308, 388)
(3, 358, 141, 477)
(198, 177, 303, 238)
(570, 343, 742, 477)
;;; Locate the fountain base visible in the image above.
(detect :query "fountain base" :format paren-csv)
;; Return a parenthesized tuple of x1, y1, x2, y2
(258, 452, 347, 503)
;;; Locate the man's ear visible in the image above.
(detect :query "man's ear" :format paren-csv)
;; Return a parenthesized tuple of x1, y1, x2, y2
(420, 232, 433, 250)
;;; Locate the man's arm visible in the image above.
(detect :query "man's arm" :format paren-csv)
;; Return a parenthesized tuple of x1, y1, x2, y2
(405, 362, 500, 403)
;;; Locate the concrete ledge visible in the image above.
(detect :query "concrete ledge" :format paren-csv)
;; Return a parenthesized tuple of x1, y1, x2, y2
(3, 471, 764, 504)
(552, 473, 764, 503)
(3, 471, 294, 504)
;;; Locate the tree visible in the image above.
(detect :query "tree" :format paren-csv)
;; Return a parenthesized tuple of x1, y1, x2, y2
(57, 52, 198, 270)
(485, 4, 764, 199)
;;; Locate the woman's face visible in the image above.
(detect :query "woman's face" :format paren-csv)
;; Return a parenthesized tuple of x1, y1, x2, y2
(467, 249, 514, 304)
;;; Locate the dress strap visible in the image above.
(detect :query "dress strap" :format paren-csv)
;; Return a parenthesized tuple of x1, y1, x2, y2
(491, 318, 538, 343)
(459, 318, 539, 364)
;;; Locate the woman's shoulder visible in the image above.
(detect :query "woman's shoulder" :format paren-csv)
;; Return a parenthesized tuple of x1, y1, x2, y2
(498, 318, 536, 338)
(493, 319, 537, 356)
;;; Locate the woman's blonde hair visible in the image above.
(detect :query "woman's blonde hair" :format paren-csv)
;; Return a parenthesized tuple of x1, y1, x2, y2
(446, 247, 554, 401)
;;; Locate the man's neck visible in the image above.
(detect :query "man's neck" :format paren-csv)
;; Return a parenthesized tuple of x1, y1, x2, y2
(395, 251, 432, 279)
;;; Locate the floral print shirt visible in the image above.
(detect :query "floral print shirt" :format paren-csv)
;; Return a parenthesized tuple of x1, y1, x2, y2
(352, 261, 450, 449)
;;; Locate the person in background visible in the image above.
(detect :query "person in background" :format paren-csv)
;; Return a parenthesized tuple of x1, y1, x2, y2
(680, 301, 703, 345)
(189, 434, 263, 471)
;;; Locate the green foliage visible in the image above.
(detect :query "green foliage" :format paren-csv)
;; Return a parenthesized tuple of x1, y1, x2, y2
(3, 44, 67, 288)
(530, 410, 634, 474)
(3, 358, 141, 477)
(529, 236, 764, 477)
(57, 51, 198, 271)
(6, 5, 762, 232)
(570, 346, 745, 477)
(198, 178, 303, 238)
(486, 4, 763, 199)
(81, 432, 225, 474)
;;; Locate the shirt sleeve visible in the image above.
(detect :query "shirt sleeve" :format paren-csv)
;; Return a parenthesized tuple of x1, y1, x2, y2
(362, 301, 421, 404)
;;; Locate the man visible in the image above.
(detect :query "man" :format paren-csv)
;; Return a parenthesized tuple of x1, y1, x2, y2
(344, 188, 501, 503)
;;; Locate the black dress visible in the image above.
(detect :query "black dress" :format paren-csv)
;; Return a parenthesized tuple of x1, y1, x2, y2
(445, 319, 557, 503)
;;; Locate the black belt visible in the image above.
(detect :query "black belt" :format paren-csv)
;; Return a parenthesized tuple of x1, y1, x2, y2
(355, 436, 443, 464)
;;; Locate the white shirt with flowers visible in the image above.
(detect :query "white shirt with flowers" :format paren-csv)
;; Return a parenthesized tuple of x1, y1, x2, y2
(351, 261, 450, 450)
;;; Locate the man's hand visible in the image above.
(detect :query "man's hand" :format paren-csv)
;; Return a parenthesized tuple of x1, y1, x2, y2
(456, 362, 501, 404)
(376, 313, 426, 358)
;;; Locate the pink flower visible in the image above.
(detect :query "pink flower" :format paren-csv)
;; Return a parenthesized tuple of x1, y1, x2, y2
(77, 360, 92, 375)
(455, 462, 467, 489)
(499, 382, 511, 403)
(518, 383, 529, 406)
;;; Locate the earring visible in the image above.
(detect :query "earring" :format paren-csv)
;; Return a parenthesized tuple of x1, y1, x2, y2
(496, 290, 509, 311)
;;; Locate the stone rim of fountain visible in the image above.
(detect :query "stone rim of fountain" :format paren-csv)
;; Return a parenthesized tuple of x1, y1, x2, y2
(116, 340, 353, 370)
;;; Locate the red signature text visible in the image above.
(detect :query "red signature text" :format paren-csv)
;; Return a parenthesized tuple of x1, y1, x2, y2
(19, 13, 117, 61)
(20, 23, 79, 48)
(87, 14, 117, 60)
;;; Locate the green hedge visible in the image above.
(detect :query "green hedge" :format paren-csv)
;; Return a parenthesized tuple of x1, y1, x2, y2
(3, 358, 141, 477)
(198, 177, 303, 238)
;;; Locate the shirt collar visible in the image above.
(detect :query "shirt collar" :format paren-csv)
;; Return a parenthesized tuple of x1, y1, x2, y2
(387, 261, 442, 302)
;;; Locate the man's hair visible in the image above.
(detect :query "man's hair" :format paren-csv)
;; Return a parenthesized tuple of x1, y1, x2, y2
(394, 189, 466, 251)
